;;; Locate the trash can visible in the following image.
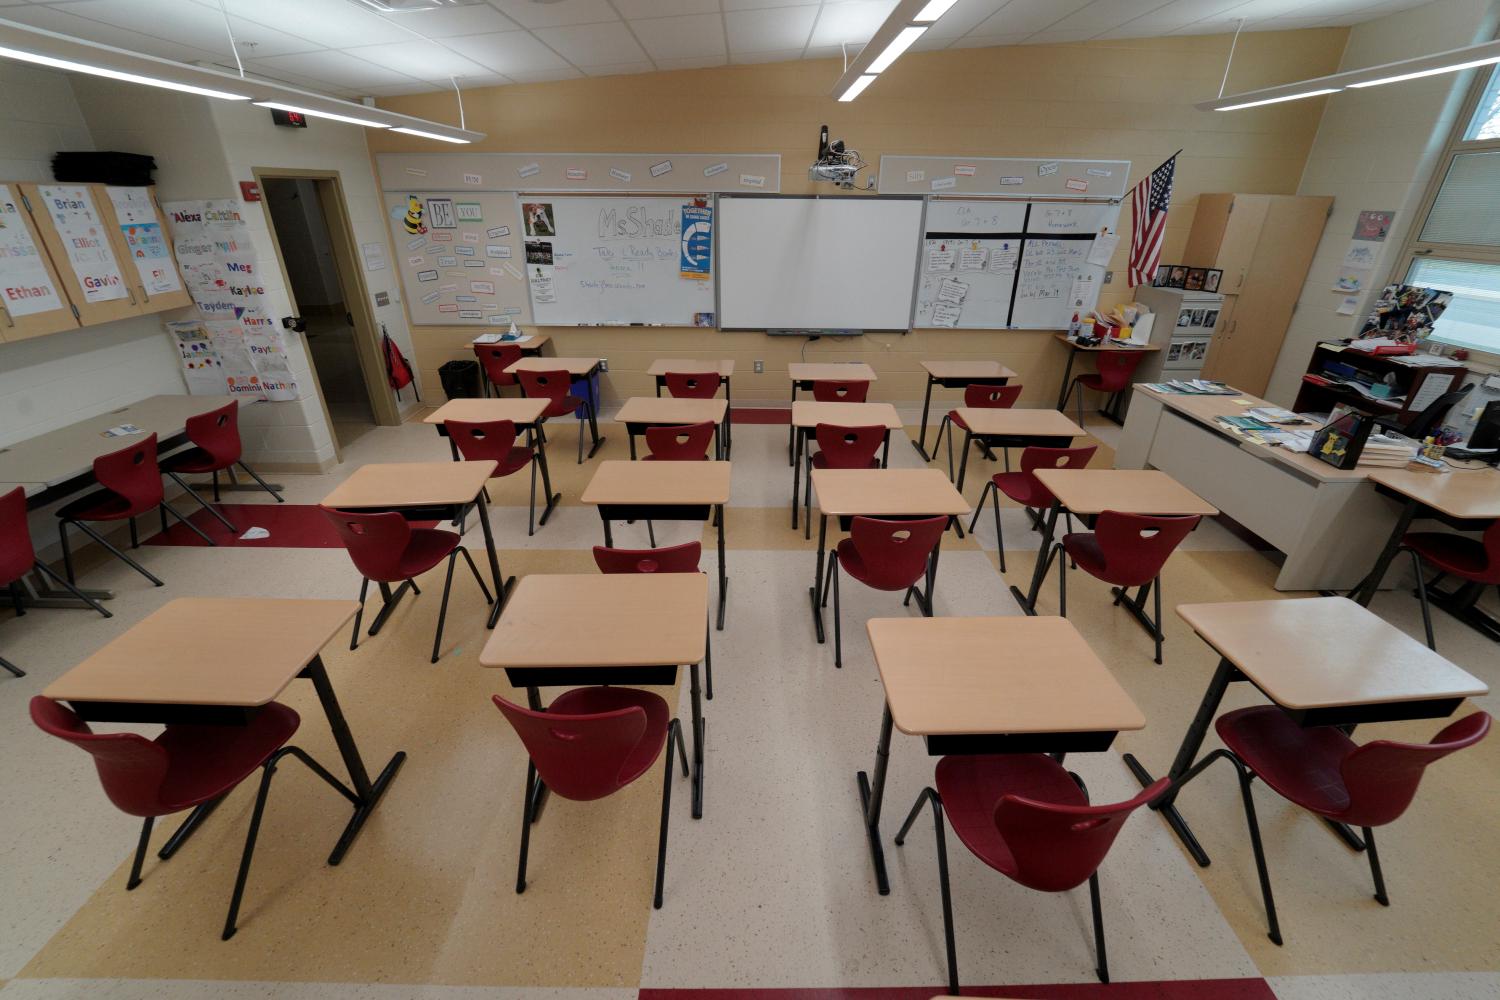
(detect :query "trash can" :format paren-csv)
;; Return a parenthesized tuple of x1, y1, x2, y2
(438, 359, 482, 399)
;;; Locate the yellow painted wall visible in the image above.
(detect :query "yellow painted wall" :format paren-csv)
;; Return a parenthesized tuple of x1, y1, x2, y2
(369, 29, 1348, 406)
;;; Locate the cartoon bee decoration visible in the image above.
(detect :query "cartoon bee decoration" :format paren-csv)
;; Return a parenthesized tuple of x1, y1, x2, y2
(403, 195, 426, 235)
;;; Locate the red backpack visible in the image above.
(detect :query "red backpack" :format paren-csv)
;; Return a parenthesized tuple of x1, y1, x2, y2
(381, 327, 419, 401)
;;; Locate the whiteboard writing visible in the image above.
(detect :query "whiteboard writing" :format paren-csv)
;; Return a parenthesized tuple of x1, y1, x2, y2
(1017, 240, 1090, 301)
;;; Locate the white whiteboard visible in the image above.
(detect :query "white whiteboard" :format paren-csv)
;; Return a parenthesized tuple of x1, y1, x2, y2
(924, 200, 1027, 234)
(524, 195, 716, 326)
(915, 237, 1023, 329)
(717, 196, 924, 331)
(1025, 202, 1119, 235)
(1012, 239, 1099, 329)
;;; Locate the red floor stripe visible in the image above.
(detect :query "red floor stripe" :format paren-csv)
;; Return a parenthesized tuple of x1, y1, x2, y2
(639, 981, 1274, 1000)
(731, 407, 792, 424)
(146, 503, 436, 548)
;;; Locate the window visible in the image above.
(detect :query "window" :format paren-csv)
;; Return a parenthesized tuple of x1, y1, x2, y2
(1466, 63, 1500, 139)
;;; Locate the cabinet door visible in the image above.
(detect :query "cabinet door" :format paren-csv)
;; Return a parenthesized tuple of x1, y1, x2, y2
(1198, 294, 1237, 383)
(1182, 194, 1234, 268)
(0, 183, 79, 341)
(1214, 195, 1269, 294)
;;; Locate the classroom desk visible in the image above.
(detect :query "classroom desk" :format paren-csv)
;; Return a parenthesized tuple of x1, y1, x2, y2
(808, 468, 968, 641)
(785, 362, 878, 465)
(1053, 334, 1161, 422)
(912, 360, 1018, 460)
(322, 460, 510, 628)
(615, 396, 730, 460)
(503, 356, 606, 460)
(480, 573, 711, 818)
(947, 407, 1083, 495)
(1352, 467, 1500, 640)
(648, 359, 734, 457)
(581, 460, 730, 630)
(791, 400, 903, 531)
(858, 615, 1146, 894)
(422, 397, 560, 530)
(1013, 469, 1217, 623)
(474, 334, 551, 395)
(1123, 597, 1487, 867)
(43, 598, 404, 865)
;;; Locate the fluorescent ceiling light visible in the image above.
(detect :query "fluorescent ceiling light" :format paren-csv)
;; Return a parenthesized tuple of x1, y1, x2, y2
(1216, 88, 1340, 111)
(867, 26, 927, 74)
(391, 126, 469, 143)
(1347, 54, 1500, 88)
(0, 44, 249, 100)
(255, 101, 390, 128)
(913, 0, 960, 22)
(839, 74, 878, 102)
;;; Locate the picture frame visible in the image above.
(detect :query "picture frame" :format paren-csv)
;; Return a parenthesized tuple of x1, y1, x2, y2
(1167, 265, 1187, 288)
(1184, 267, 1207, 291)
(1190, 308, 1207, 326)
(1152, 264, 1171, 287)
(1177, 308, 1193, 327)
(1203, 308, 1220, 328)
(1204, 268, 1223, 293)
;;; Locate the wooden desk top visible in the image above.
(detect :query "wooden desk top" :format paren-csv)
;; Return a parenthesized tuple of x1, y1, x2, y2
(615, 396, 728, 425)
(920, 360, 1018, 380)
(792, 401, 903, 431)
(954, 407, 1084, 438)
(474, 333, 550, 351)
(1035, 468, 1218, 516)
(44, 599, 358, 706)
(1054, 333, 1161, 353)
(422, 398, 549, 426)
(581, 460, 731, 505)
(1369, 467, 1500, 520)
(868, 616, 1146, 736)
(0, 395, 236, 487)
(647, 359, 734, 377)
(1178, 598, 1488, 710)
(813, 468, 969, 517)
(504, 356, 600, 376)
(787, 362, 877, 382)
(322, 461, 497, 509)
(480, 574, 707, 668)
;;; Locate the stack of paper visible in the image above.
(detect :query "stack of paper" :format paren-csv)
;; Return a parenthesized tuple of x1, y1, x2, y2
(1358, 434, 1419, 468)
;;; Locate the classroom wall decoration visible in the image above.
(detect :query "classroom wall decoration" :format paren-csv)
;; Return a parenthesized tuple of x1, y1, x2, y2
(0, 184, 66, 320)
(37, 185, 128, 306)
(384, 190, 531, 327)
(106, 186, 184, 299)
(878, 156, 1132, 199)
(375, 152, 782, 195)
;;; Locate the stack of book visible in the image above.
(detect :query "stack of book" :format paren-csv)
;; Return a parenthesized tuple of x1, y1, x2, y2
(1358, 434, 1420, 468)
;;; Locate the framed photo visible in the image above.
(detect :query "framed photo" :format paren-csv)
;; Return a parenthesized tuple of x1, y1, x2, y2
(1167, 265, 1188, 288)
(1203, 308, 1220, 328)
(1358, 283, 1454, 342)
(1184, 267, 1208, 291)
(1177, 309, 1193, 327)
(1189, 308, 1207, 326)
(1204, 268, 1223, 293)
(1152, 265, 1171, 287)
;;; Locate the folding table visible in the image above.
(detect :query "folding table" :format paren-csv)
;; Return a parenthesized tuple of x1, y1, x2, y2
(785, 362, 877, 464)
(423, 397, 561, 529)
(615, 396, 730, 460)
(913, 360, 1017, 461)
(503, 356, 607, 460)
(791, 400, 903, 531)
(648, 359, 734, 456)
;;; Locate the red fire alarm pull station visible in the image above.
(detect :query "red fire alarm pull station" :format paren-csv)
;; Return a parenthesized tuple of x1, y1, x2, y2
(239, 181, 261, 202)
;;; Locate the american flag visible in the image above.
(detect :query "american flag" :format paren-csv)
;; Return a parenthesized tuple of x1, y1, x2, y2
(1128, 154, 1177, 289)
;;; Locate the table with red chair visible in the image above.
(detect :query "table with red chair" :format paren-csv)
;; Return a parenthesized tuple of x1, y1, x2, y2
(1122, 598, 1489, 940)
(1350, 466, 1500, 647)
(785, 362, 878, 464)
(616, 396, 730, 460)
(790, 400, 903, 531)
(1053, 335, 1159, 425)
(472, 333, 551, 397)
(912, 360, 1018, 461)
(423, 397, 561, 534)
(159, 399, 284, 534)
(480, 573, 711, 819)
(649, 359, 735, 457)
(945, 406, 1084, 496)
(861, 615, 1152, 989)
(503, 356, 607, 462)
(38, 598, 404, 937)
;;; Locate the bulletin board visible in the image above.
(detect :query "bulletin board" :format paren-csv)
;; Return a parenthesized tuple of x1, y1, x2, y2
(383, 190, 531, 327)
(878, 155, 1132, 199)
(0, 182, 78, 341)
(376, 152, 782, 195)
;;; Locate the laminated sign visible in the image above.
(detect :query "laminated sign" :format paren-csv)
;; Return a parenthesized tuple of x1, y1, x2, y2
(680, 204, 712, 280)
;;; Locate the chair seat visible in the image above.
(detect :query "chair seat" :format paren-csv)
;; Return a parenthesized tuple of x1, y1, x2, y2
(1216, 706, 1354, 818)
(548, 686, 670, 791)
(538, 394, 584, 419)
(811, 451, 880, 471)
(156, 703, 300, 812)
(948, 409, 971, 432)
(493, 446, 533, 477)
(934, 754, 1086, 879)
(1404, 531, 1500, 584)
(160, 446, 231, 475)
(992, 472, 1052, 509)
(56, 488, 141, 523)
(397, 527, 462, 579)
(835, 537, 913, 591)
(1077, 373, 1115, 391)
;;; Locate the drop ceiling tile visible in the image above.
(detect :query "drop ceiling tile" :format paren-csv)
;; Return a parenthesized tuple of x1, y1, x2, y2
(487, 0, 623, 30)
(248, 50, 428, 90)
(339, 40, 492, 79)
(1027, 28, 1110, 43)
(808, 0, 900, 49)
(45, 0, 321, 57)
(910, 32, 952, 52)
(921, 0, 1018, 40)
(632, 13, 726, 60)
(723, 0, 820, 9)
(655, 54, 730, 70)
(1047, 0, 1184, 31)
(440, 29, 574, 74)
(0, 4, 210, 62)
(209, 0, 411, 48)
(948, 32, 1034, 49)
(614, 0, 722, 18)
(729, 47, 807, 63)
(508, 66, 585, 83)
(581, 60, 657, 76)
(535, 20, 649, 66)
(726, 7, 817, 55)
(373, 3, 520, 38)
(970, 0, 1094, 36)
(364, 80, 449, 96)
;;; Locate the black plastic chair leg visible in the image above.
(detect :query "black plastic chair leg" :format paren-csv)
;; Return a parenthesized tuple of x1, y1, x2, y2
(0, 654, 23, 677)
(431, 553, 459, 663)
(1406, 548, 1436, 650)
(527, 459, 538, 537)
(167, 471, 236, 532)
(968, 480, 990, 534)
(704, 619, 714, 701)
(236, 461, 284, 502)
(1089, 872, 1109, 983)
(993, 484, 1006, 573)
(1153, 574, 1165, 664)
(1365, 826, 1390, 905)
(654, 719, 682, 909)
(127, 816, 153, 890)
(162, 500, 217, 546)
(72, 520, 164, 586)
(831, 556, 842, 668)
(457, 546, 495, 604)
(1057, 542, 1067, 615)
(1235, 762, 1283, 945)
(516, 760, 535, 893)
(350, 578, 368, 650)
(893, 788, 958, 994)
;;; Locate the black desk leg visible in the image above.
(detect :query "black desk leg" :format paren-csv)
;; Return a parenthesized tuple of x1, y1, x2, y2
(716, 503, 727, 631)
(303, 654, 405, 866)
(583, 375, 605, 459)
(856, 703, 895, 895)
(525, 686, 550, 820)
(791, 426, 804, 529)
(1122, 656, 1238, 868)
(447, 439, 460, 461)
(723, 378, 733, 458)
(628, 430, 638, 460)
(1055, 347, 1078, 411)
(787, 383, 798, 465)
(914, 375, 936, 460)
(810, 514, 828, 643)
(881, 432, 891, 469)
(1352, 499, 1418, 606)
(690, 662, 705, 819)
(475, 494, 512, 628)
(715, 422, 723, 461)
(531, 424, 560, 527)
(1012, 502, 1062, 614)
(601, 514, 614, 548)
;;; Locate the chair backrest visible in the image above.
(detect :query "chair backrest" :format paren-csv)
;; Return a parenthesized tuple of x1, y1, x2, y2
(1090, 511, 1200, 587)
(1401, 383, 1471, 441)
(30, 696, 170, 817)
(94, 433, 163, 514)
(445, 419, 520, 464)
(1091, 350, 1147, 392)
(962, 383, 1023, 409)
(1478, 519, 1500, 583)
(474, 344, 524, 386)
(813, 423, 885, 469)
(593, 541, 702, 574)
(994, 776, 1170, 892)
(0, 485, 35, 586)
(664, 371, 720, 399)
(183, 401, 242, 468)
(1338, 711, 1490, 827)
(645, 421, 714, 461)
(493, 694, 647, 801)
(517, 369, 571, 400)
(812, 379, 869, 403)
(847, 515, 948, 591)
(321, 506, 415, 582)
(1013, 445, 1099, 504)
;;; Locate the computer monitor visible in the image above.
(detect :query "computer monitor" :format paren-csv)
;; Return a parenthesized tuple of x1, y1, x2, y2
(1468, 399, 1500, 451)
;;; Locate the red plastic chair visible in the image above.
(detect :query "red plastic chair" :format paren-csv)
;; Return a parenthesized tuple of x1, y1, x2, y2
(593, 541, 714, 700)
(1062, 350, 1145, 427)
(895, 755, 1169, 989)
(1397, 520, 1500, 650)
(1054, 511, 1200, 663)
(802, 423, 886, 539)
(31, 695, 356, 940)
(970, 445, 1098, 572)
(644, 421, 715, 461)
(1, 486, 111, 678)
(823, 515, 947, 668)
(159, 401, 283, 535)
(57, 433, 213, 587)
(494, 689, 688, 907)
(663, 371, 720, 399)
(1184, 708, 1490, 946)
(322, 506, 493, 663)
(446, 418, 540, 536)
(933, 383, 1024, 481)
(517, 368, 589, 464)
(474, 343, 524, 397)
(811, 379, 869, 403)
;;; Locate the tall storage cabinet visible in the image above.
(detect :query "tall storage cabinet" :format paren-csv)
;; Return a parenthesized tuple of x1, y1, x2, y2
(1183, 193, 1332, 397)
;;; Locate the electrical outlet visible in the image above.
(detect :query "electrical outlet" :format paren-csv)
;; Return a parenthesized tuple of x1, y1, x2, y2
(1103, 271, 1113, 284)
(753, 360, 764, 373)
(598, 358, 609, 373)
